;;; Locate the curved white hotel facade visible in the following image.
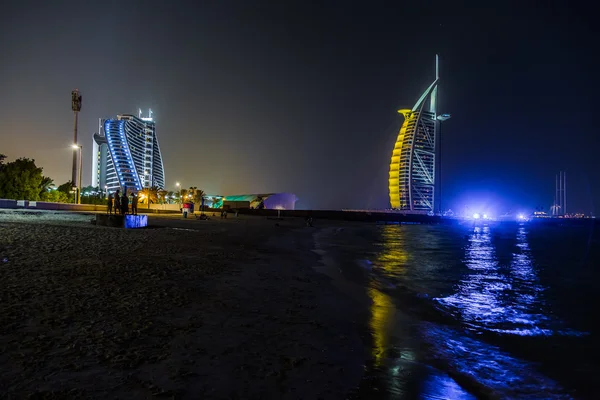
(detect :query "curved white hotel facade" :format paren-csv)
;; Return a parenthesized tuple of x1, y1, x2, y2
(92, 110, 165, 193)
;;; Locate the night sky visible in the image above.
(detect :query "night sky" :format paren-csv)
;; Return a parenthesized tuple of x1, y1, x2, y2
(1, 1, 598, 213)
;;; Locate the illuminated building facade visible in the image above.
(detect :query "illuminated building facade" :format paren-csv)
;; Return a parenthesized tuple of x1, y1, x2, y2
(219, 193, 297, 210)
(92, 110, 165, 192)
(388, 55, 449, 213)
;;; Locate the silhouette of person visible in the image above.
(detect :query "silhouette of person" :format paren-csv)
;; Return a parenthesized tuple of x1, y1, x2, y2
(131, 193, 138, 215)
(114, 190, 121, 215)
(305, 211, 313, 227)
(121, 192, 129, 215)
(107, 193, 113, 215)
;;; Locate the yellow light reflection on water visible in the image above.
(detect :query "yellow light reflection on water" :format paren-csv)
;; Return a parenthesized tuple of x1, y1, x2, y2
(378, 225, 409, 275)
(368, 286, 395, 367)
(367, 226, 409, 366)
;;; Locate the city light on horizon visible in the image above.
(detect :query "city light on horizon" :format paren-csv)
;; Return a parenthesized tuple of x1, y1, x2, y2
(0, 4, 599, 399)
(0, 3, 597, 214)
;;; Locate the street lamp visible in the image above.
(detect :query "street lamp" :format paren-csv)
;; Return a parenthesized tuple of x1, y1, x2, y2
(71, 90, 82, 198)
(72, 144, 83, 204)
(176, 182, 181, 204)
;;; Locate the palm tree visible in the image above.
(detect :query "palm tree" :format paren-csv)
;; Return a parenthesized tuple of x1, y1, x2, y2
(188, 186, 197, 203)
(158, 190, 168, 204)
(180, 188, 189, 204)
(39, 176, 54, 197)
(166, 191, 175, 204)
(193, 189, 205, 205)
(139, 188, 149, 206)
(139, 186, 159, 208)
(149, 186, 159, 206)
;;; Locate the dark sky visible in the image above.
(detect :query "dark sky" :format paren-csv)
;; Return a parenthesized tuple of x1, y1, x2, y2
(1, 1, 598, 213)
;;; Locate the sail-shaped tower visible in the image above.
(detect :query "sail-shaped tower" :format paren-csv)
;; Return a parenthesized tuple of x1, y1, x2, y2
(389, 55, 448, 213)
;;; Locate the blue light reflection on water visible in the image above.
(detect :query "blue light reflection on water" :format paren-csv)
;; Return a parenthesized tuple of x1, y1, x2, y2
(320, 223, 591, 398)
(420, 323, 568, 399)
(434, 224, 580, 337)
(356, 224, 576, 398)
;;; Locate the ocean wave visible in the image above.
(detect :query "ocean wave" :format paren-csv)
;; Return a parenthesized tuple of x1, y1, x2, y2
(420, 323, 573, 399)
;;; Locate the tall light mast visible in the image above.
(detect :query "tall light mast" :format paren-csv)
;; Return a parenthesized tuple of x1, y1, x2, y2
(71, 89, 82, 203)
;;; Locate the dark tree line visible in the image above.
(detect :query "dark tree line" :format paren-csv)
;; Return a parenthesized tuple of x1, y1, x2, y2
(0, 154, 70, 202)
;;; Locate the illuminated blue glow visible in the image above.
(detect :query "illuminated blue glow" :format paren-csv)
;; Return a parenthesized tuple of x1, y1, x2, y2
(361, 222, 581, 398)
(435, 225, 585, 338)
(421, 324, 567, 397)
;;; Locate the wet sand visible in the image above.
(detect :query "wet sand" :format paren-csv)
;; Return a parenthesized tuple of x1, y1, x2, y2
(0, 210, 364, 399)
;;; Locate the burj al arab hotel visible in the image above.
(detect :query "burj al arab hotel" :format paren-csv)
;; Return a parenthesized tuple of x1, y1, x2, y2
(388, 55, 450, 213)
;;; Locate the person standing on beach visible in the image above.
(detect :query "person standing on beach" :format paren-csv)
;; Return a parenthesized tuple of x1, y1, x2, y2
(305, 211, 313, 227)
(121, 192, 129, 215)
(107, 193, 113, 215)
(131, 193, 138, 215)
(114, 190, 121, 215)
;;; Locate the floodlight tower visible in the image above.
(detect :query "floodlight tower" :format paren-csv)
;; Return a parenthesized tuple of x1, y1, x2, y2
(72, 144, 83, 205)
(71, 89, 82, 203)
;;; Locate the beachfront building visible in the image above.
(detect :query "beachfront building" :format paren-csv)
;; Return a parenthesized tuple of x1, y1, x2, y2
(222, 193, 297, 210)
(388, 55, 450, 213)
(92, 109, 165, 193)
(205, 193, 297, 210)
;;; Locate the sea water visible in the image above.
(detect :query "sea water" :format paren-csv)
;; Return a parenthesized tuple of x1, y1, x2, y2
(316, 221, 599, 399)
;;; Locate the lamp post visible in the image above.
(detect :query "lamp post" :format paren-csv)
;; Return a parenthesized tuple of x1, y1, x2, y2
(71, 90, 82, 193)
(72, 144, 83, 204)
(176, 182, 181, 204)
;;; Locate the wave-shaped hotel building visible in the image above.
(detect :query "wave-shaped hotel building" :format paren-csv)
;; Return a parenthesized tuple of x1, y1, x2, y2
(388, 55, 450, 214)
(92, 110, 165, 193)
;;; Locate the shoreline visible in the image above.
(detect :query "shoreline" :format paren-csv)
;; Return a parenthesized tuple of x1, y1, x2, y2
(311, 222, 592, 399)
(0, 211, 366, 398)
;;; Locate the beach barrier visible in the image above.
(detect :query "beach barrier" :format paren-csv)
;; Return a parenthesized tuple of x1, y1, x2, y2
(0, 199, 17, 209)
(95, 214, 148, 229)
(0, 200, 182, 214)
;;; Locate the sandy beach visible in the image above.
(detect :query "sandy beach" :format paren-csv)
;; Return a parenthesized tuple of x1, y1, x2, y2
(0, 210, 365, 399)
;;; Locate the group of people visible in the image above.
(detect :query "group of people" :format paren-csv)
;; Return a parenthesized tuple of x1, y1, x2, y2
(107, 190, 139, 215)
